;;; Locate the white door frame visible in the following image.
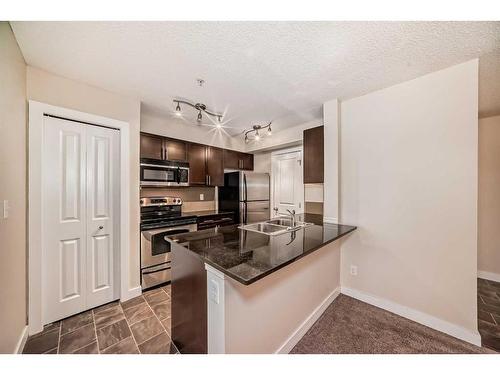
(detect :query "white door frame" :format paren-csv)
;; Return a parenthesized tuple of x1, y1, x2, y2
(270, 146, 304, 216)
(28, 101, 132, 334)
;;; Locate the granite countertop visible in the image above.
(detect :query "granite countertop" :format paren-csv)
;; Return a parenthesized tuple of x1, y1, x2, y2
(180, 210, 234, 219)
(167, 216, 356, 285)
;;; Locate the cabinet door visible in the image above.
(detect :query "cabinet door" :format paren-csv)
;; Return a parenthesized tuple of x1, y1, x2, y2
(240, 153, 254, 170)
(206, 146, 224, 186)
(223, 149, 240, 169)
(303, 126, 324, 183)
(164, 138, 187, 161)
(188, 143, 207, 185)
(140, 133, 164, 160)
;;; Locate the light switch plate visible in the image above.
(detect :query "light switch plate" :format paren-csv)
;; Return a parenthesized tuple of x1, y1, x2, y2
(3, 200, 9, 219)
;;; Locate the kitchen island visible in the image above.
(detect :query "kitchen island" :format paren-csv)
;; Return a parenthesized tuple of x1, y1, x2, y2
(168, 216, 356, 354)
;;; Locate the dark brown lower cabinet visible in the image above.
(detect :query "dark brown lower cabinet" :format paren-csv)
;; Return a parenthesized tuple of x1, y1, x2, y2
(171, 241, 207, 354)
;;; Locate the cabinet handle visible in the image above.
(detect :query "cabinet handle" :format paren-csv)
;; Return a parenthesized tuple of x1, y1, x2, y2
(208, 175, 211, 185)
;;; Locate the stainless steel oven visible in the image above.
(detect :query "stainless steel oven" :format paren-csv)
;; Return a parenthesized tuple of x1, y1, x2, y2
(140, 158, 189, 187)
(140, 222, 197, 289)
(140, 196, 197, 290)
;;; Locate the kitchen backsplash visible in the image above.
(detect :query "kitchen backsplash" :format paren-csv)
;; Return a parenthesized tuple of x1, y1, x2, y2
(141, 186, 216, 212)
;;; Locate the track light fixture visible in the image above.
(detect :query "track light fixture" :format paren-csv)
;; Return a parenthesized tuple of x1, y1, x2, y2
(173, 99, 223, 125)
(244, 122, 272, 143)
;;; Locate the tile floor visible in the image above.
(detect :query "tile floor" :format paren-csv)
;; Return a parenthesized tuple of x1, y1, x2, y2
(477, 278, 500, 352)
(23, 284, 177, 354)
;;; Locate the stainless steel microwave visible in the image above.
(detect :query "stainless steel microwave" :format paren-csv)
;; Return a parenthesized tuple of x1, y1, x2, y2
(140, 158, 189, 187)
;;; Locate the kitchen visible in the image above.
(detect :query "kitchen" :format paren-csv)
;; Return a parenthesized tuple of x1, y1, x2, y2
(138, 119, 355, 353)
(2, 18, 500, 361)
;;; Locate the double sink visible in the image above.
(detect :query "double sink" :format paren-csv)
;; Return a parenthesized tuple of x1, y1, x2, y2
(239, 217, 313, 236)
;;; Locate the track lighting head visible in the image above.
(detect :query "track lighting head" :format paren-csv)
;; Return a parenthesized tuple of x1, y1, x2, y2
(172, 99, 223, 126)
(175, 102, 182, 116)
(244, 121, 272, 142)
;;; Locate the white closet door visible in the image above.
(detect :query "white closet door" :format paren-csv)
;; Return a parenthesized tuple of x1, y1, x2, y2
(43, 116, 119, 323)
(85, 125, 119, 308)
(43, 116, 87, 322)
(272, 150, 304, 216)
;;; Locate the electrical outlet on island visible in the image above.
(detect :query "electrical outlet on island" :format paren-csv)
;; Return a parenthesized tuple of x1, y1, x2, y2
(199, 193, 204, 201)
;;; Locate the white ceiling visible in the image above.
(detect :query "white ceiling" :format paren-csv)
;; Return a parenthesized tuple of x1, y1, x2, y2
(11, 21, 500, 134)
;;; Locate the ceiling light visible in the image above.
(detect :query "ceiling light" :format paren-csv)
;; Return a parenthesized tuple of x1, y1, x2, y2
(244, 122, 272, 142)
(172, 99, 223, 125)
(174, 102, 182, 116)
(216, 122, 222, 129)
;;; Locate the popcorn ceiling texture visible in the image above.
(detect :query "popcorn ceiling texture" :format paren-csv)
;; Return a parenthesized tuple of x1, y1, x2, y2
(11, 21, 500, 130)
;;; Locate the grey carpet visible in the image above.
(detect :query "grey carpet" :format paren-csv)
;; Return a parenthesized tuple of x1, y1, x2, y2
(291, 294, 494, 354)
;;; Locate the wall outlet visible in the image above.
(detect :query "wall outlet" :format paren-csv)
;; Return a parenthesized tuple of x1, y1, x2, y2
(350, 265, 358, 276)
(199, 193, 204, 201)
(2, 200, 9, 219)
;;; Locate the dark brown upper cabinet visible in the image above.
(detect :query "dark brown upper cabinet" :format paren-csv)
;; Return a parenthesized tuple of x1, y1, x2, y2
(303, 126, 324, 183)
(187, 143, 207, 185)
(140, 133, 164, 160)
(188, 144, 224, 186)
(223, 149, 254, 171)
(140, 132, 187, 161)
(240, 152, 254, 170)
(164, 138, 187, 161)
(206, 147, 224, 186)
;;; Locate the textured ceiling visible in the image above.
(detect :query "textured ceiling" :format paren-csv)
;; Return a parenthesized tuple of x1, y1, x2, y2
(11, 21, 500, 134)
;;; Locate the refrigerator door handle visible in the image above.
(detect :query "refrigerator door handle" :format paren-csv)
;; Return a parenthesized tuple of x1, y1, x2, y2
(243, 173, 248, 203)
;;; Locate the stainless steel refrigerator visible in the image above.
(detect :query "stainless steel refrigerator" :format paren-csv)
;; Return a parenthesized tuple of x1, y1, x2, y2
(218, 171, 270, 224)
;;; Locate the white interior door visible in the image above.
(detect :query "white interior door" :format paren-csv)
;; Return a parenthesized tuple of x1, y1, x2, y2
(272, 149, 304, 217)
(86, 125, 120, 309)
(43, 116, 119, 323)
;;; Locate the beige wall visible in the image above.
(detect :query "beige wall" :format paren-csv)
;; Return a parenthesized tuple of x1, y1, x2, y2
(253, 151, 272, 173)
(478, 115, 500, 277)
(26, 66, 142, 289)
(340, 60, 479, 334)
(0, 22, 27, 353)
(225, 240, 341, 353)
(141, 111, 245, 151)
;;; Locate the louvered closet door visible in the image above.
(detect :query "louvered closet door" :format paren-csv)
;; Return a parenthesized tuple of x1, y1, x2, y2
(43, 116, 119, 323)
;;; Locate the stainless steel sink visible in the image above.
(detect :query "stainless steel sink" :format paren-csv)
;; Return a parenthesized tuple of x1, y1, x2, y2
(239, 218, 314, 236)
(239, 222, 288, 235)
(267, 218, 293, 227)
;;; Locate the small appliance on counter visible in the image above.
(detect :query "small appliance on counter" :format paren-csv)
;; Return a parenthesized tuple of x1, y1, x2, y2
(140, 158, 189, 187)
(218, 171, 270, 224)
(140, 196, 197, 290)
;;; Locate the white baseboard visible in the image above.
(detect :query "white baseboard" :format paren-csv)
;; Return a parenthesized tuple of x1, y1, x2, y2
(14, 326, 28, 354)
(478, 270, 500, 283)
(341, 287, 481, 347)
(275, 287, 341, 353)
(121, 285, 142, 302)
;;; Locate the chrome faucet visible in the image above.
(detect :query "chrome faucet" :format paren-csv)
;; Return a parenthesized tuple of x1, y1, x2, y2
(286, 209, 296, 227)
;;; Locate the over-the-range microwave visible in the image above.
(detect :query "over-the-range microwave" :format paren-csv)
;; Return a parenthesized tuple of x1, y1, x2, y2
(140, 158, 189, 187)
